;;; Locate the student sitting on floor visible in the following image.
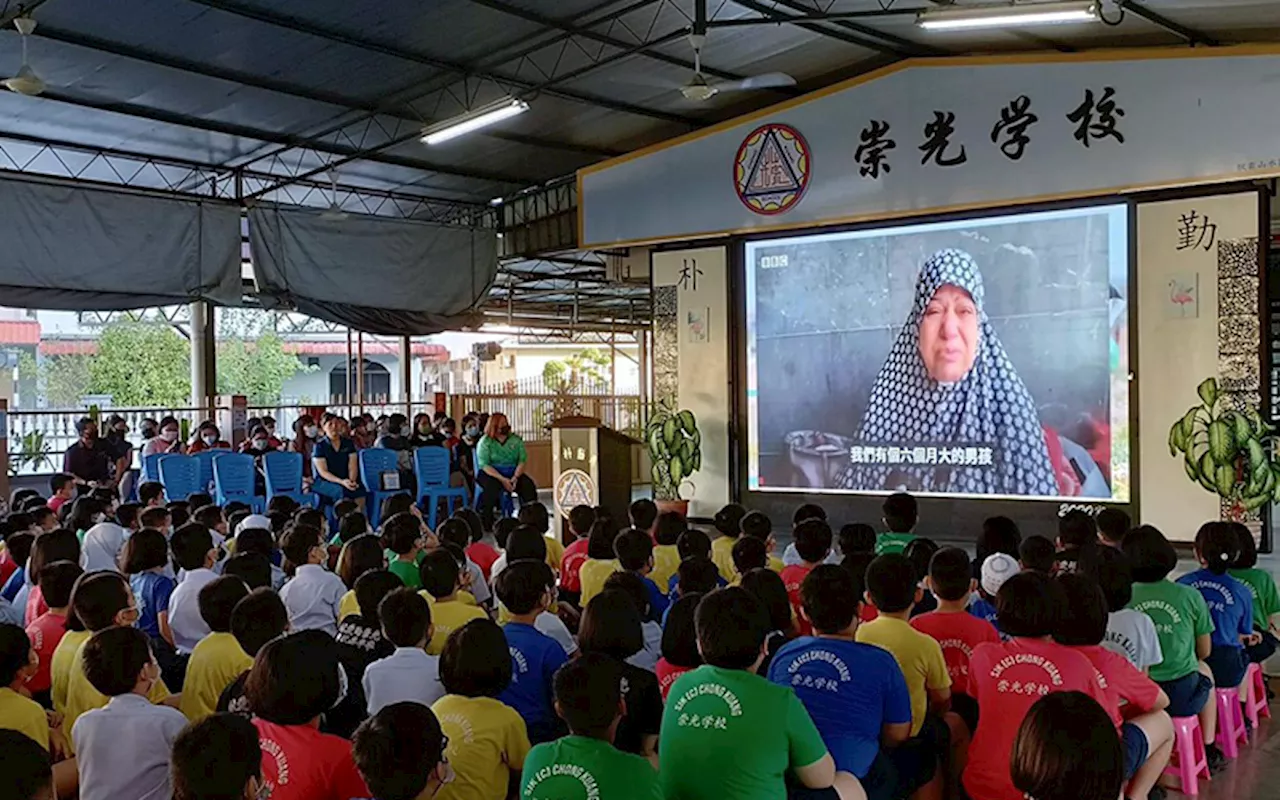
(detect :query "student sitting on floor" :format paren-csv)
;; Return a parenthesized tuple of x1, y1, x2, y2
(579, 520, 623, 609)
(579, 590, 664, 765)
(1011, 692, 1125, 800)
(167, 523, 220, 657)
(709, 504, 747, 582)
(741, 511, 787, 572)
(657, 592, 703, 701)
(171, 713, 263, 800)
(336, 534, 387, 621)
(783, 505, 838, 567)
(493, 534, 576, 657)
(971, 553, 1018, 633)
(876, 494, 918, 557)
(0, 624, 65, 755)
(558, 505, 597, 605)
(650, 511, 685, 590)
(179, 576, 252, 722)
(666, 529, 728, 598)
(363, 587, 445, 715)
(782, 519, 835, 637)
(1096, 547, 1163, 673)
(615, 528, 668, 621)
(732, 536, 769, 584)
(25, 560, 81, 709)
(605, 571, 662, 672)
(497, 560, 569, 744)
(278, 524, 346, 636)
(1018, 536, 1057, 575)
(741, 568, 796, 675)
(419, 550, 487, 656)
(216, 589, 290, 717)
(1096, 508, 1131, 551)
(353, 703, 452, 800)
(1227, 520, 1280, 664)
(517, 502, 564, 572)
(382, 513, 427, 591)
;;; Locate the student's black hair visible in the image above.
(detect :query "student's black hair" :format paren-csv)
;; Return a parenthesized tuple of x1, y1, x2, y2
(1058, 510, 1097, 547)
(29, 528, 80, 589)
(0, 623, 31, 686)
(604, 570, 652, 621)
(439, 618, 511, 697)
(379, 588, 432, 648)
(495, 560, 553, 615)
(793, 518, 834, 564)
(266, 495, 298, 517)
(790, 503, 827, 528)
(676, 528, 712, 560)
(37, 560, 83, 609)
(1094, 546, 1134, 611)
(838, 523, 877, 556)
(1019, 536, 1057, 574)
(1121, 525, 1178, 583)
(66, 495, 104, 535)
(379, 513, 422, 556)
(506, 526, 548, 563)
(903, 537, 939, 582)
(83, 625, 153, 696)
(629, 498, 658, 532)
(280, 524, 322, 574)
(5, 511, 34, 534)
(71, 570, 131, 631)
(1194, 521, 1238, 575)
(171, 522, 215, 572)
(740, 510, 772, 542)
(1096, 508, 1131, 545)
(193, 505, 225, 533)
(579, 589, 644, 660)
(677, 556, 720, 595)
(440, 541, 468, 570)
(451, 508, 485, 544)
(113, 502, 140, 530)
(927, 547, 972, 602)
(661, 593, 704, 668)
(882, 493, 918, 533)
(1229, 522, 1258, 569)
(235, 527, 274, 559)
(517, 502, 550, 534)
(695, 587, 768, 670)
(568, 505, 597, 538)
(29, 506, 55, 529)
(379, 494, 414, 523)
(800, 564, 860, 634)
(352, 703, 447, 800)
(333, 499, 359, 522)
(554, 653, 625, 738)
(50, 472, 75, 495)
(997, 572, 1067, 638)
(437, 518, 472, 551)
(199, 575, 251, 633)
(355, 570, 406, 628)
(614, 528, 654, 572)
(1011, 692, 1124, 800)
(121, 528, 169, 574)
(137, 481, 166, 507)
(654, 511, 686, 547)
(739, 568, 792, 634)
(418, 549, 461, 599)
(1054, 573, 1108, 647)
(245, 629, 343, 725)
(493, 517, 520, 550)
(712, 503, 746, 538)
(865, 554, 918, 613)
(0, 728, 52, 800)
(584, 517, 619, 560)
(592, 506, 615, 538)
(732, 536, 768, 575)
(3, 532, 34, 573)
(230, 589, 289, 657)
(139, 506, 171, 531)
(337, 511, 370, 545)
(337, 534, 385, 592)
(226, 511, 251, 541)
(977, 516, 1022, 564)
(187, 492, 215, 512)
(167, 502, 191, 529)
(224, 500, 251, 518)
(222, 553, 272, 591)
(172, 713, 262, 800)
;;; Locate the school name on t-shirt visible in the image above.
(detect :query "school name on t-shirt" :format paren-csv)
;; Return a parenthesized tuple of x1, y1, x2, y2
(988, 653, 1065, 697)
(671, 682, 743, 731)
(524, 764, 601, 800)
(1134, 600, 1182, 625)
(1189, 580, 1235, 613)
(785, 648, 853, 691)
(1103, 631, 1139, 662)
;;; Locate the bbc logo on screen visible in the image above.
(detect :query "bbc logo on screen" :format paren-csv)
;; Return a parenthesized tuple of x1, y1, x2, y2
(759, 255, 789, 270)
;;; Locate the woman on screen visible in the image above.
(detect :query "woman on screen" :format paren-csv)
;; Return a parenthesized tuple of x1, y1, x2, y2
(838, 248, 1058, 497)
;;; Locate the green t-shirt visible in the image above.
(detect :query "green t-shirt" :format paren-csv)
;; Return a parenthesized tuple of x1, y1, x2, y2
(1129, 580, 1215, 683)
(477, 435, 528, 470)
(521, 736, 661, 800)
(1228, 567, 1280, 629)
(875, 532, 916, 556)
(659, 665, 828, 800)
(388, 557, 421, 589)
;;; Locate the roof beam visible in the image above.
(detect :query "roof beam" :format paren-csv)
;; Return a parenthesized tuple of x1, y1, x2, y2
(731, 0, 944, 57)
(1118, 1, 1219, 46)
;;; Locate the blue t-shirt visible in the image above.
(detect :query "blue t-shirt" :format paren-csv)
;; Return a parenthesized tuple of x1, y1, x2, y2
(313, 437, 358, 481)
(131, 570, 176, 641)
(666, 571, 729, 599)
(1177, 568, 1253, 649)
(766, 636, 911, 777)
(641, 575, 669, 622)
(0, 567, 24, 602)
(499, 621, 569, 743)
(969, 597, 999, 630)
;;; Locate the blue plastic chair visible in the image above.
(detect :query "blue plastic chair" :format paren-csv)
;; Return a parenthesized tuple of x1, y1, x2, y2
(359, 448, 408, 529)
(414, 447, 469, 530)
(213, 453, 265, 513)
(192, 449, 222, 495)
(157, 455, 200, 504)
(262, 452, 319, 510)
(141, 453, 164, 484)
(472, 449, 516, 520)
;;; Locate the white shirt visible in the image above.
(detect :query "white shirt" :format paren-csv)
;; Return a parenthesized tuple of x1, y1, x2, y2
(466, 559, 491, 606)
(534, 610, 578, 657)
(80, 522, 128, 573)
(362, 647, 444, 715)
(279, 564, 346, 636)
(168, 568, 219, 654)
(626, 620, 662, 672)
(1105, 609, 1164, 671)
(781, 542, 843, 568)
(72, 693, 188, 800)
(490, 553, 509, 581)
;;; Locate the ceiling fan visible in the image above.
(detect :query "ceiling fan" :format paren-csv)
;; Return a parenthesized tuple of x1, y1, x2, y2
(318, 170, 348, 221)
(677, 32, 796, 102)
(3, 16, 45, 96)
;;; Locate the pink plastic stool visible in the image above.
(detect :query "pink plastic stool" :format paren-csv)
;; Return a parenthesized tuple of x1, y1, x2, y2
(1163, 715, 1210, 796)
(1245, 662, 1271, 732)
(1214, 687, 1248, 759)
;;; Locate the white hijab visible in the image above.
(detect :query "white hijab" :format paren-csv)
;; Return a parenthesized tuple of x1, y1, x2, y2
(81, 522, 128, 572)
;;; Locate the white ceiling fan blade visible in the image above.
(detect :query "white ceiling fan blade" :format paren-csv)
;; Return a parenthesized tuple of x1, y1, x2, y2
(3, 64, 45, 96)
(713, 72, 797, 93)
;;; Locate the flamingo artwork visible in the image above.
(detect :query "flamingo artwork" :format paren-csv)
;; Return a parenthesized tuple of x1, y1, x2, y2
(1168, 276, 1198, 319)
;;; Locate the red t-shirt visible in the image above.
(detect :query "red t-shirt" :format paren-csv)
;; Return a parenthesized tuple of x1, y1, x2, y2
(559, 538, 590, 593)
(254, 719, 369, 800)
(656, 658, 694, 701)
(1072, 644, 1162, 728)
(25, 611, 68, 694)
(964, 638, 1108, 800)
(859, 603, 879, 623)
(0, 550, 16, 588)
(910, 610, 1001, 696)
(47, 496, 68, 514)
(466, 542, 501, 582)
(24, 586, 47, 627)
(780, 564, 814, 637)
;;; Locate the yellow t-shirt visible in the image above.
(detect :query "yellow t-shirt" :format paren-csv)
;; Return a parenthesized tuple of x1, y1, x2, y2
(768, 554, 785, 573)
(50, 629, 91, 716)
(179, 632, 253, 723)
(855, 615, 951, 735)
(652, 544, 680, 589)
(710, 536, 737, 583)
(339, 589, 360, 621)
(0, 687, 49, 751)
(431, 694, 531, 800)
(544, 535, 565, 571)
(425, 600, 489, 656)
(578, 559, 620, 608)
(64, 635, 172, 749)
(419, 590, 478, 608)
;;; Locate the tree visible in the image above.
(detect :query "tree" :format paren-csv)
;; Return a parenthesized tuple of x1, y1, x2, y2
(215, 309, 312, 405)
(42, 355, 93, 407)
(88, 321, 192, 407)
(542, 348, 612, 392)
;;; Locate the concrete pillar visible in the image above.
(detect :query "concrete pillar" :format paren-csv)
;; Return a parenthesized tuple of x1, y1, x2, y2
(400, 335, 413, 408)
(190, 301, 216, 415)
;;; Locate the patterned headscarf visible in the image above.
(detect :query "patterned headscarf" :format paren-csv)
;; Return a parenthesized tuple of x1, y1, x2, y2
(838, 249, 1057, 496)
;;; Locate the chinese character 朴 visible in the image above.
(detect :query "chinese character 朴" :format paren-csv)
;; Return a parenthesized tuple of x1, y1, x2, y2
(1067, 87, 1125, 147)
(1176, 210, 1217, 251)
(919, 112, 967, 167)
(679, 258, 702, 291)
(854, 119, 896, 179)
(990, 95, 1038, 161)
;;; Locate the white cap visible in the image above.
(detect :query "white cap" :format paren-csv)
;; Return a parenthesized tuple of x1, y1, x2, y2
(981, 552, 1019, 597)
(235, 514, 272, 536)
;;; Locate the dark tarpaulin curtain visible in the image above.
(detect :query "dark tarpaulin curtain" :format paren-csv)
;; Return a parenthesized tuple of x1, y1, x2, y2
(0, 176, 242, 309)
(247, 205, 497, 336)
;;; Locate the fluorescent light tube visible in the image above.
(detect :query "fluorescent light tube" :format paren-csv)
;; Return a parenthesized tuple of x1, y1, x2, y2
(917, 1, 1099, 31)
(421, 98, 529, 145)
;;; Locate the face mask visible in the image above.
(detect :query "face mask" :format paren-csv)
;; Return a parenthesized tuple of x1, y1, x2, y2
(465, 425, 479, 438)
(499, 425, 512, 436)
(305, 425, 319, 438)
(92, 512, 107, 524)
(418, 424, 431, 434)
(162, 430, 178, 442)
(203, 435, 218, 446)
(265, 426, 275, 435)
(252, 439, 268, 450)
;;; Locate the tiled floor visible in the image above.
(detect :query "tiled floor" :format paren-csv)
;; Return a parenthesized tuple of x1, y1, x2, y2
(1187, 706, 1279, 799)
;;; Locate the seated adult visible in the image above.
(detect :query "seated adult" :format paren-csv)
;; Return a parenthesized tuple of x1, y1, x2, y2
(239, 425, 275, 495)
(102, 414, 135, 499)
(312, 416, 366, 510)
(290, 415, 319, 482)
(476, 412, 537, 530)
(62, 417, 114, 492)
(188, 422, 232, 454)
(408, 413, 438, 450)
(261, 415, 284, 450)
(374, 414, 414, 481)
(141, 416, 185, 459)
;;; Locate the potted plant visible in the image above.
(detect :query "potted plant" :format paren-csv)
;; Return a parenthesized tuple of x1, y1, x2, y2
(1168, 377, 1279, 520)
(647, 404, 701, 517)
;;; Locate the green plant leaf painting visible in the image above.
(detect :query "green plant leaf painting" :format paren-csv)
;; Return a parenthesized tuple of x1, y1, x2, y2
(1197, 377, 1218, 409)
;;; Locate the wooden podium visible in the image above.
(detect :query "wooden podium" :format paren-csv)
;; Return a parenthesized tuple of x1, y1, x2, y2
(550, 416, 634, 535)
